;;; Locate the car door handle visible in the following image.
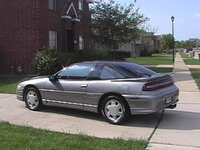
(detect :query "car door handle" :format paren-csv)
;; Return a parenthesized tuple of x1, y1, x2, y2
(81, 85, 87, 88)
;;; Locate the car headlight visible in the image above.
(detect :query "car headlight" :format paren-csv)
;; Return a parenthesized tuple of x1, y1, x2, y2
(17, 84, 23, 90)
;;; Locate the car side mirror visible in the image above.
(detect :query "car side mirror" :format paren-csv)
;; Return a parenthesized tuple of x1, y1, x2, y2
(49, 75, 57, 82)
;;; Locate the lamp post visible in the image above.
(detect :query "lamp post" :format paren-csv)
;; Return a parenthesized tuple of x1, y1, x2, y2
(171, 16, 175, 63)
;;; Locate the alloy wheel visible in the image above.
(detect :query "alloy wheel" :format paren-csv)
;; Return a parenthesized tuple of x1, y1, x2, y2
(104, 99, 125, 123)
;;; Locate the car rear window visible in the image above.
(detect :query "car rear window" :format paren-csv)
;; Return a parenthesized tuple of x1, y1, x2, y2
(115, 63, 156, 78)
(100, 66, 125, 80)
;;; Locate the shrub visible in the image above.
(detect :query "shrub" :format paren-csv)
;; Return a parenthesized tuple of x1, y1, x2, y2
(34, 48, 124, 75)
(59, 49, 109, 66)
(34, 49, 60, 75)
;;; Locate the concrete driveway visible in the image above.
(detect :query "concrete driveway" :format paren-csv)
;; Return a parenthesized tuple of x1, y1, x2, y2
(0, 93, 161, 140)
(1, 53, 200, 149)
(148, 54, 200, 150)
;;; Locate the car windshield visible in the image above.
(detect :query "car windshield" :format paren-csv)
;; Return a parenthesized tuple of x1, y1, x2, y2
(57, 63, 95, 79)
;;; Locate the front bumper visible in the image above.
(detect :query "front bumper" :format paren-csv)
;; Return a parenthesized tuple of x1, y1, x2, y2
(123, 88, 179, 115)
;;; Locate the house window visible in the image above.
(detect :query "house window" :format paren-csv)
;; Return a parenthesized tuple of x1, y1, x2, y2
(79, 0, 83, 11)
(49, 30, 57, 49)
(79, 36, 84, 50)
(49, 0, 57, 11)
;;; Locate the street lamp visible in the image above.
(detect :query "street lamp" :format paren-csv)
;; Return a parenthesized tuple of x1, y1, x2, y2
(171, 16, 175, 63)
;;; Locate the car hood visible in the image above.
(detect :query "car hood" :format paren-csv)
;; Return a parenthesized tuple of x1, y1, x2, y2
(18, 75, 49, 88)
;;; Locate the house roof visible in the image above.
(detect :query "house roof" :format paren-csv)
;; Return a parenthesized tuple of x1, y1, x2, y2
(189, 39, 200, 46)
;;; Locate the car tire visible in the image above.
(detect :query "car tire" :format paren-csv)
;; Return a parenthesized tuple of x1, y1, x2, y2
(101, 96, 130, 124)
(24, 87, 43, 111)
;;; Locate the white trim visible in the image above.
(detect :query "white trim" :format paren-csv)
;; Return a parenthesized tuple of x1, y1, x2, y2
(61, 15, 80, 22)
(66, 2, 78, 18)
(61, 15, 72, 19)
(42, 99, 98, 108)
(79, 0, 83, 10)
(72, 18, 80, 22)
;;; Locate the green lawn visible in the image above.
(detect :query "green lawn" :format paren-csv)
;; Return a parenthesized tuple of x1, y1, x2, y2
(180, 53, 200, 65)
(127, 54, 173, 65)
(0, 122, 148, 150)
(0, 76, 29, 94)
(183, 58, 200, 65)
(148, 67, 173, 73)
(190, 69, 200, 89)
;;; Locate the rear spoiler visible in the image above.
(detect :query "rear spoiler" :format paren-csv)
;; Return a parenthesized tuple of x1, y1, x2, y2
(111, 72, 174, 83)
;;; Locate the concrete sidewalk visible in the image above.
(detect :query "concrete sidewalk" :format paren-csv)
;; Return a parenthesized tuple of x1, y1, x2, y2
(143, 65, 173, 68)
(148, 53, 200, 150)
(187, 65, 200, 69)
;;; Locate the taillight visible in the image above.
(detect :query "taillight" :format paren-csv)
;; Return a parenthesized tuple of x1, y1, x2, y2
(142, 77, 174, 91)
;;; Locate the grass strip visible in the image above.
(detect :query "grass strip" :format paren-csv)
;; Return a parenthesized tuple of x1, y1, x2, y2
(190, 69, 200, 89)
(127, 54, 173, 65)
(0, 122, 148, 150)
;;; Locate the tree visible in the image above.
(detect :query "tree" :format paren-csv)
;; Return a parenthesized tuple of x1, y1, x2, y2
(91, 0, 148, 50)
(160, 34, 174, 50)
(175, 40, 197, 49)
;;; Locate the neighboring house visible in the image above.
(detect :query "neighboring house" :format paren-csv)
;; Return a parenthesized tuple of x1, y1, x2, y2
(192, 48, 200, 60)
(176, 48, 186, 53)
(153, 35, 162, 52)
(189, 38, 200, 47)
(141, 34, 161, 55)
(0, 0, 92, 74)
(116, 40, 142, 58)
(182, 47, 200, 60)
(115, 34, 161, 57)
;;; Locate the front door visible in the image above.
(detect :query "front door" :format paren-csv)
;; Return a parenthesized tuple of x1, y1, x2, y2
(67, 29, 75, 52)
(43, 63, 95, 109)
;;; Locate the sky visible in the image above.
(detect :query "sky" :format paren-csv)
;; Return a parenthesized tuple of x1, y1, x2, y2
(116, 0, 200, 41)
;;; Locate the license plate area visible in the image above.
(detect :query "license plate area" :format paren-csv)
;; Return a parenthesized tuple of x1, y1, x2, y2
(165, 96, 173, 104)
(165, 94, 178, 104)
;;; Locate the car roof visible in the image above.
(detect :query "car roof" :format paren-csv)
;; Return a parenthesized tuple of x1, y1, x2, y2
(77, 61, 137, 66)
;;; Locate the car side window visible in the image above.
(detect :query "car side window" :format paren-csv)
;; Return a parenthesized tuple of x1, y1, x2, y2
(57, 63, 95, 80)
(100, 66, 125, 80)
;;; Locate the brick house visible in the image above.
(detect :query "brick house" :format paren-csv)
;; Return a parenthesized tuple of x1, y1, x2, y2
(0, 0, 92, 74)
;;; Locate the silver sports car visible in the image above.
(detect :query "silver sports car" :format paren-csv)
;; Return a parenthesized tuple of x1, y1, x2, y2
(16, 61, 179, 124)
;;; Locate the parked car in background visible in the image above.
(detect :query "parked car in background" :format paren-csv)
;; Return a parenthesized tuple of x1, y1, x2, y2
(16, 61, 179, 124)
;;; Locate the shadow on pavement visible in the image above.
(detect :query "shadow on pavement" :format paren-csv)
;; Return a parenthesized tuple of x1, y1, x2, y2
(40, 106, 200, 130)
(40, 106, 162, 127)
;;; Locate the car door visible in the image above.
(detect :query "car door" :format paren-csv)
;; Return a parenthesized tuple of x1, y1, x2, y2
(84, 64, 127, 110)
(44, 63, 95, 110)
